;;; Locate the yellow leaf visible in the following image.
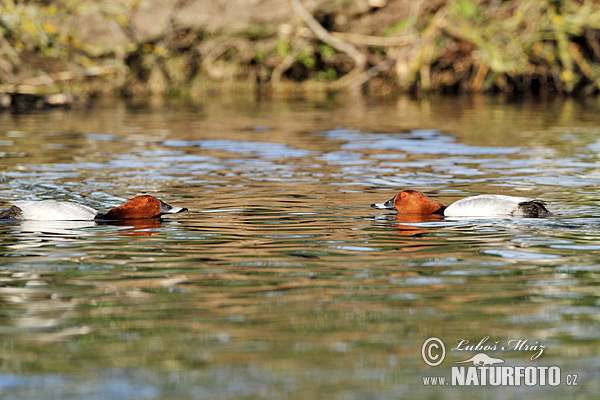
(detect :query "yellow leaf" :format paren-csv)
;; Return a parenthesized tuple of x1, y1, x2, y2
(154, 45, 167, 56)
(115, 14, 129, 26)
(551, 15, 562, 26)
(561, 69, 574, 83)
(79, 56, 95, 67)
(46, 4, 58, 15)
(22, 21, 37, 35)
(42, 23, 59, 35)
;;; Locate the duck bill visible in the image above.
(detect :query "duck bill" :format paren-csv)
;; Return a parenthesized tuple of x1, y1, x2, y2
(370, 195, 396, 210)
(159, 199, 188, 215)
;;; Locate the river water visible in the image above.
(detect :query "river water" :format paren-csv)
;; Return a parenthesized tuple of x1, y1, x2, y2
(0, 95, 599, 399)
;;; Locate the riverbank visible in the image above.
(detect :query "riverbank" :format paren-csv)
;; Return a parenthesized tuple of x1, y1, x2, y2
(0, 0, 598, 109)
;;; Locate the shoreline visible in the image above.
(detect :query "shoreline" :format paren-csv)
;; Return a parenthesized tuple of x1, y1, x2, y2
(1, 0, 598, 112)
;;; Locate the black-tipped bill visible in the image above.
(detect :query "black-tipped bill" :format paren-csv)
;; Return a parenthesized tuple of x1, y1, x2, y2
(159, 199, 188, 215)
(370, 195, 397, 210)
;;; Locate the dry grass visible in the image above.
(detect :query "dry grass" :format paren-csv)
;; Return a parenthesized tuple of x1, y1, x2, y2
(0, 0, 598, 99)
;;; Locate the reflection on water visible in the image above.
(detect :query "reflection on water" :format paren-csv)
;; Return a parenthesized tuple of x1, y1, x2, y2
(1, 96, 600, 398)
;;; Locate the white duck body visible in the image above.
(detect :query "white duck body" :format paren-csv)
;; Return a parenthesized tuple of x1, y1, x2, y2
(443, 195, 547, 217)
(12, 200, 99, 221)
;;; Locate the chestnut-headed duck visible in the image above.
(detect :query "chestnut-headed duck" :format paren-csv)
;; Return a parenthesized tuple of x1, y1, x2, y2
(0, 195, 188, 221)
(371, 190, 550, 218)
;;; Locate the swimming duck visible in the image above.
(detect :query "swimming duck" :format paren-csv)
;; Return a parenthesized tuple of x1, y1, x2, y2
(0, 195, 188, 221)
(371, 190, 549, 217)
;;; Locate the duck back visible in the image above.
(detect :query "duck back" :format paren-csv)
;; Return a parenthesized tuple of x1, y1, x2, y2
(444, 195, 549, 217)
(12, 200, 98, 221)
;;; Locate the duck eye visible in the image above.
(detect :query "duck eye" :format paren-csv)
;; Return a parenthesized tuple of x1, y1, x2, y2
(146, 198, 152, 203)
(401, 193, 407, 199)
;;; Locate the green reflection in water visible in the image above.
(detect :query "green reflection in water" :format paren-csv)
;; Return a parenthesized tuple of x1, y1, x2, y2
(1, 96, 600, 398)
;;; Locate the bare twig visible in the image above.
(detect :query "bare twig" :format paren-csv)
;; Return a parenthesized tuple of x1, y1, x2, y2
(271, 36, 310, 86)
(342, 58, 397, 90)
(569, 42, 600, 86)
(0, 66, 120, 94)
(286, 22, 418, 48)
(330, 31, 418, 48)
(291, 0, 366, 89)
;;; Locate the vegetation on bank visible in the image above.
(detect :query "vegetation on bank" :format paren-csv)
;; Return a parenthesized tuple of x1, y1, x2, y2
(0, 0, 599, 106)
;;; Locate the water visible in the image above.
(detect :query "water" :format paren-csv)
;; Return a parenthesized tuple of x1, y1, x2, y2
(0, 96, 599, 399)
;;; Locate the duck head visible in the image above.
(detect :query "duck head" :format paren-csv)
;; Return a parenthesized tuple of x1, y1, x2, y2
(371, 190, 446, 215)
(99, 195, 188, 220)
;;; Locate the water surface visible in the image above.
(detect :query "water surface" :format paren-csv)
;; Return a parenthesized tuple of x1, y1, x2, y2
(1, 96, 600, 399)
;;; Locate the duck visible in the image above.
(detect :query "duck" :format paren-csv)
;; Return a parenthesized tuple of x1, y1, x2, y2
(0, 195, 188, 221)
(371, 190, 549, 217)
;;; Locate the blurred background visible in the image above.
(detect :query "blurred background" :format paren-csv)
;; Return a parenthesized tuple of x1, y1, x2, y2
(2, 2, 600, 399)
(0, 0, 598, 108)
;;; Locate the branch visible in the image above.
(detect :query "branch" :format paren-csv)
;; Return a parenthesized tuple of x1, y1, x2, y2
(291, 0, 366, 89)
(0, 66, 120, 94)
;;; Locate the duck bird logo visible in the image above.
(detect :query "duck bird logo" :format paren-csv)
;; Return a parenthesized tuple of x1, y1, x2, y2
(455, 353, 505, 366)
